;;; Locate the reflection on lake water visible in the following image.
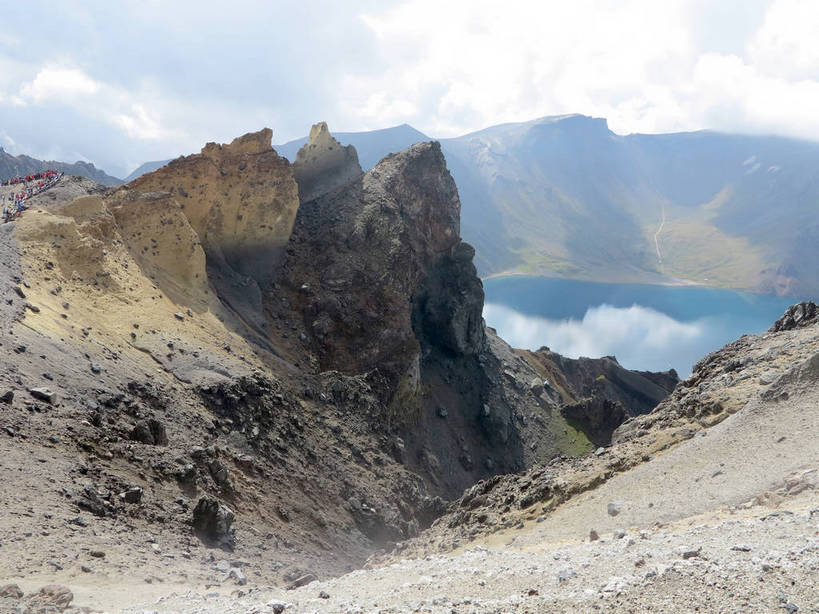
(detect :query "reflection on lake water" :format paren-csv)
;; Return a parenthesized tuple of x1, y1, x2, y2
(482, 276, 806, 376)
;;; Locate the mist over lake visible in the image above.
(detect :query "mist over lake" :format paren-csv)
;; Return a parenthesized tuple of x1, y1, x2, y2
(483, 276, 806, 376)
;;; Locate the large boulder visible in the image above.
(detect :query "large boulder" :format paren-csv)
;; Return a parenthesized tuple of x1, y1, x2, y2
(192, 496, 235, 550)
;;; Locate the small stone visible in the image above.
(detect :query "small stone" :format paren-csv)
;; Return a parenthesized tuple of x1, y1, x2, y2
(228, 567, 247, 585)
(28, 387, 56, 404)
(14, 286, 25, 298)
(130, 419, 168, 446)
(557, 569, 576, 582)
(267, 600, 290, 614)
(287, 573, 317, 590)
(731, 544, 752, 552)
(594, 447, 606, 456)
(681, 547, 702, 559)
(607, 501, 623, 516)
(318, 591, 330, 599)
(215, 559, 231, 572)
(90, 363, 102, 374)
(25, 302, 40, 313)
(90, 550, 105, 558)
(589, 529, 600, 541)
(614, 529, 626, 539)
(123, 487, 143, 504)
(0, 390, 13, 403)
(174, 312, 185, 321)
(436, 407, 448, 418)
(81, 565, 92, 573)
(759, 370, 779, 385)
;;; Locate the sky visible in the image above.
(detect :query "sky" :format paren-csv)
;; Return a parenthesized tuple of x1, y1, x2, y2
(1, 0, 818, 178)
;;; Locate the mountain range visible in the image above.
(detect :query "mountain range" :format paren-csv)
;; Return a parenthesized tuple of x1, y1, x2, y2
(0, 147, 122, 186)
(11, 115, 819, 296)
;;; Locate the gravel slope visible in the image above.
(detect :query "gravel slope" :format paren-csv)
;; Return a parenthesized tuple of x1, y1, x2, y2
(105, 350, 819, 612)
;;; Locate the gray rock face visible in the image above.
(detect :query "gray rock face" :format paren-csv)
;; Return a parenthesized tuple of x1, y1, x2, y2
(412, 241, 485, 356)
(770, 301, 818, 332)
(276, 133, 592, 499)
(192, 497, 235, 550)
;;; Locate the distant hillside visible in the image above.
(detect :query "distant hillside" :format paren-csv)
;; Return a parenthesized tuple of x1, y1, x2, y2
(123, 159, 172, 182)
(0, 148, 122, 186)
(438, 115, 819, 296)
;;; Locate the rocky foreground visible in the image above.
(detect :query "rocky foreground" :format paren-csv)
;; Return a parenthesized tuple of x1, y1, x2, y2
(0, 125, 816, 613)
(117, 305, 819, 612)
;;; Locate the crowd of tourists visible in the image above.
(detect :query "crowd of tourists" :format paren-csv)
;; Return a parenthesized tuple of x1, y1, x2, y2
(2, 170, 62, 222)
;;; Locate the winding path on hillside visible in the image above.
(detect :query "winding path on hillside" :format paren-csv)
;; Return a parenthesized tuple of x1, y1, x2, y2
(653, 204, 666, 273)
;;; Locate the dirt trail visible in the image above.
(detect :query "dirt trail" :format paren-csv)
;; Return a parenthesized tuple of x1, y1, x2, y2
(654, 203, 666, 272)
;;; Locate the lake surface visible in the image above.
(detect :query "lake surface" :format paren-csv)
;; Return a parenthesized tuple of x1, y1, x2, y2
(483, 276, 808, 376)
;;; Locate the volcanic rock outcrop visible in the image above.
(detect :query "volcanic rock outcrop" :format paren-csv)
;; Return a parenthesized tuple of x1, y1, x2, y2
(293, 121, 363, 203)
(128, 128, 299, 286)
(277, 139, 604, 496)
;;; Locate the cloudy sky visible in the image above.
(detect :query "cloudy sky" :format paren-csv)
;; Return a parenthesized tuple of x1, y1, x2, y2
(1, 0, 816, 177)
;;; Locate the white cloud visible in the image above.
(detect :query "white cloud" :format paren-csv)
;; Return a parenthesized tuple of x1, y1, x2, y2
(749, 0, 819, 80)
(20, 66, 100, 103)
(113, 103, 168, 140)
(483, 302, 711, 375)
(344, 0, 819, 141)
(10, 64, 179, 143)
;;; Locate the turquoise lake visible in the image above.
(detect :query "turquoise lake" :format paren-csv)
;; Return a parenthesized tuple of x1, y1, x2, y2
(482, 276, 809, 376)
